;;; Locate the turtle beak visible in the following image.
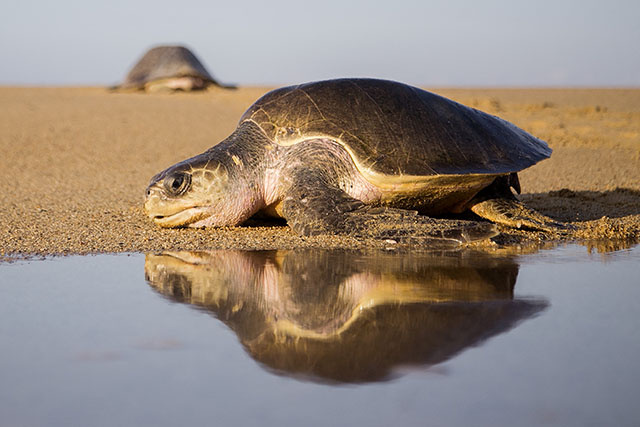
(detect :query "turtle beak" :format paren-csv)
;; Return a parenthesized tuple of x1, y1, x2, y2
(144, 185, 162, 217)
(143, 183, 207, 228)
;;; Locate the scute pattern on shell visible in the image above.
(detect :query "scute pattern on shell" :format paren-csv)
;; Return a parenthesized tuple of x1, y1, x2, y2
(240, 78, 551, 177)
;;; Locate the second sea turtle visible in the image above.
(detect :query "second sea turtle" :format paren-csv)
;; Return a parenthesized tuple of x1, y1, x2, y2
(115, 45, 231, 92)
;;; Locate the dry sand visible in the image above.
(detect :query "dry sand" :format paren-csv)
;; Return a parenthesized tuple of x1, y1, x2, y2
(1, 86, 639, 259)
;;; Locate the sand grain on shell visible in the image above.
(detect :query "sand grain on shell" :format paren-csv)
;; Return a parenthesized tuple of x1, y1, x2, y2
(1, 86, 639, 258)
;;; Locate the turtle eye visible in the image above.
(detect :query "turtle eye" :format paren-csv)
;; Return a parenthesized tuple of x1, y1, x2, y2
(164, 172, 191, 196)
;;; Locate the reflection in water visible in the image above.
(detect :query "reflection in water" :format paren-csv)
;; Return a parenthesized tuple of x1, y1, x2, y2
(145, 250, 547, 383)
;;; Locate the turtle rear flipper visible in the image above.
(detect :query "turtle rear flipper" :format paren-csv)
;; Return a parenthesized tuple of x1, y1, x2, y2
(281, 178, 497, 248)
(468, 174, 574, 232)
(471, 198, 574, 232)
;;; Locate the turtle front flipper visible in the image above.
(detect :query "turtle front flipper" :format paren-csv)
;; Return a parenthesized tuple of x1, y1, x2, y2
(280, 178, 497, 248)
(343, 206, 499, 248)
(471, 198, 574, 232)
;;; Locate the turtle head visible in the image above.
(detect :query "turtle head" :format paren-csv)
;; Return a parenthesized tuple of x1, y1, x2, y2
(144, 155, 259, 228)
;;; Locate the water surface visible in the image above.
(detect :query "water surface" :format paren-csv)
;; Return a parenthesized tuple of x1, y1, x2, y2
(1, 245, 639, 426)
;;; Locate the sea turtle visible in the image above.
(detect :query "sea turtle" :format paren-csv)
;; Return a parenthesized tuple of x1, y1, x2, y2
(144, 78, 567, 245)
(114, 45, 232, 92)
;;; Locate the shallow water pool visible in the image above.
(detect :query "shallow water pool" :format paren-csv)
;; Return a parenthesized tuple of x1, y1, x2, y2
(1, 244, 639, 426)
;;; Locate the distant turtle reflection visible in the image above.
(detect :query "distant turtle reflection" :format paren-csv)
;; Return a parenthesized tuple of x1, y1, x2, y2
(144, 250, 547, 383)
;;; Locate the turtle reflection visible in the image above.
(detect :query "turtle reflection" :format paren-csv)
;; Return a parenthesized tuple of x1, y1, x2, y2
(145, 250, 546, 383)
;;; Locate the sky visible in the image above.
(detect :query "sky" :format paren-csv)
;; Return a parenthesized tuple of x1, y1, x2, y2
(1, 0, 639, 87)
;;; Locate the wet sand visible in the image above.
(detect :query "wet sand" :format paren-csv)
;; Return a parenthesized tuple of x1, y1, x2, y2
(1, 86, 639, 258)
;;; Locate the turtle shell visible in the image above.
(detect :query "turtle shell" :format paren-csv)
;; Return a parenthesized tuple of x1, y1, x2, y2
(240, 78, 551, 177)
(119, 45, 217, 89)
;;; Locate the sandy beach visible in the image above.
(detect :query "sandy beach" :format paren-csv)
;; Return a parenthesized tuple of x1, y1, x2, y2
(1, 86, 639, 258)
